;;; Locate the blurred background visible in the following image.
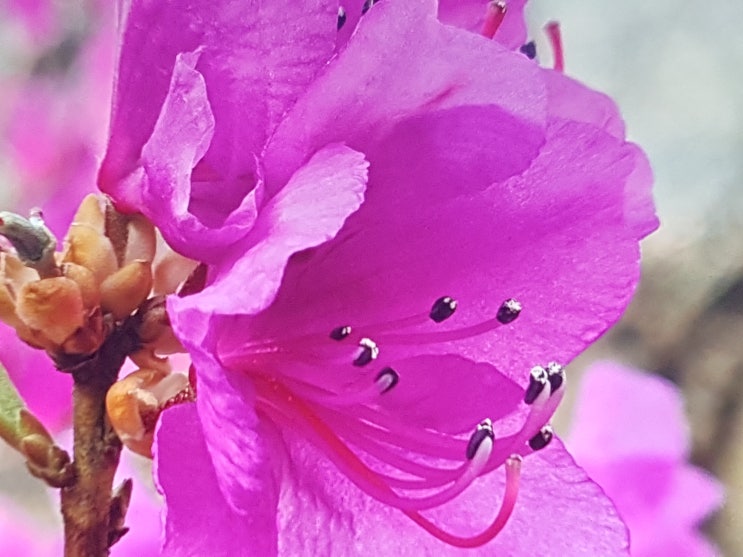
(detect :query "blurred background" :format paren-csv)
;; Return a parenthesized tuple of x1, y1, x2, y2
(531, 1, 743, 554)
(0, 0, 741, 554)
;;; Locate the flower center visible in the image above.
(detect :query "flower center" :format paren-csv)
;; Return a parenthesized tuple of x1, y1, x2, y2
(220, 296, 565, 547)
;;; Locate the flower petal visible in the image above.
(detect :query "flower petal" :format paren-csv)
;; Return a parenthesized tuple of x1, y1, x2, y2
(225, 119, 655, 386)
(375, 354, 523, 434)
(172, 143, 368, 316)
(276, 433, 628, 555)
(263, 0, 546, 191)
(101, 0, 338, 214)
(568, 362, 688, 461)
(133, 51, 254, 262)
(154, 403, 280, 556)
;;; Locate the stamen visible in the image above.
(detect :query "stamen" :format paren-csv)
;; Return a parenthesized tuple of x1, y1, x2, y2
(524, 365, 548, 404)
(546, 361, 565, 392)
(329, 325, 352, 341)
(544, 21, 565, 72)
(257, 384, 497, 511)
(519, 41, 537, 60)
(375, 366, 399, 394)
(481, 1, 507, 40)
(466, 419, 494, 460)
(404, 455, 522, 548)
(528, 425, 554, 451)
(429, 296, 457, 323)
(361, 0, 380, 16)
(337, 7, 347, 30)
(496, 298, 522, 324)
(353, 337, 379, 366)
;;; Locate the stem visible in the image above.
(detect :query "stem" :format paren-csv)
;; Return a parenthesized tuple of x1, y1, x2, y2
(58, 318, 140, 557)
(61, 380, 122, 557)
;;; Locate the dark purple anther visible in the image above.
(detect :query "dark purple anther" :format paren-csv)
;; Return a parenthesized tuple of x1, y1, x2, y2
(330, 325, 352, 341)
(528, 425, 554, 451)
(429, 296, 458, 323)
(546, 362, 565, 393)
(524, 366, 548, 404)
(519, 41, 537, 60)
(361, 0, 379, 15)
(337, 7, 347, 30)
(376, 367, 399, 394)
(466, 420, 494, 460)
(496, 298, 522, 324)
(353, 338, 379, 367)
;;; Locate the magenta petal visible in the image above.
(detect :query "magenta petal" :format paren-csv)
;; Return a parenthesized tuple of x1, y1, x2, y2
(132, 51, 259, 262)
(376, 354, 522, 433)
(567, 363, 723, 557)
(154, 403, 279, 556)
(569, 362, 688, 461)
(172, 143, 367, 316)
(102, 0, 338, 206)
(237, 119, 654, 384)
(276, 433, 627, 555)
(263, 0, 546, 190)
(545, 71, 627, 139)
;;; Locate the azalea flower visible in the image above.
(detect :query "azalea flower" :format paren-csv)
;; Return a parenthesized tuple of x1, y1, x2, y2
(97, 0, 657, 554)
(566, 362, 724, 557)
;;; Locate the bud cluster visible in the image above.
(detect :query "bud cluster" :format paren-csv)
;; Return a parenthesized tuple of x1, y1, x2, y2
(0, 195, 189, 361)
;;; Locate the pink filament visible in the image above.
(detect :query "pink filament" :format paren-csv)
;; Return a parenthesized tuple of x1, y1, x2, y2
(404, 456, 521, 548)
(481, 2, 508, 39)
(544, 21, 565, 72)
(255, 380, 521, 544)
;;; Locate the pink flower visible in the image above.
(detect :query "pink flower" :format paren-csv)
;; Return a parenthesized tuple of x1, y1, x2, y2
(566, 362, 724, 557)
(98, 0, 658, 553)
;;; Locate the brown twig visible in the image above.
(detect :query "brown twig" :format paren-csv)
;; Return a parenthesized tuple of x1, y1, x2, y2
(58, 313, 142, 556)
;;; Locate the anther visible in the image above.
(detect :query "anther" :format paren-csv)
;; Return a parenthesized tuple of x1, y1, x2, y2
(337, 7, 347, 30)
(519, 41, 537, 60)
(524, 366, 548, 404)
(546, 362, 565, 393)
(361, 0, 380, 16)
(429, 296, 458, 323)
(375, 366, 399, 394)
(528, 425, 554, 451)
(330, 325, 352, 341)
(466, 419, 494, 460)
(496, 298, 522, 324)
(353, 337, 379, 367)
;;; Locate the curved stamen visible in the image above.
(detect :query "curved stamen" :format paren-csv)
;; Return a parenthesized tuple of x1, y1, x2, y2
(404, 455, 522, 548)
(256, 380, 516, 520)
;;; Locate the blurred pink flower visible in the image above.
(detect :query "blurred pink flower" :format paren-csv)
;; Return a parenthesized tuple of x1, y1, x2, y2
(567, 362, 724, 557)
